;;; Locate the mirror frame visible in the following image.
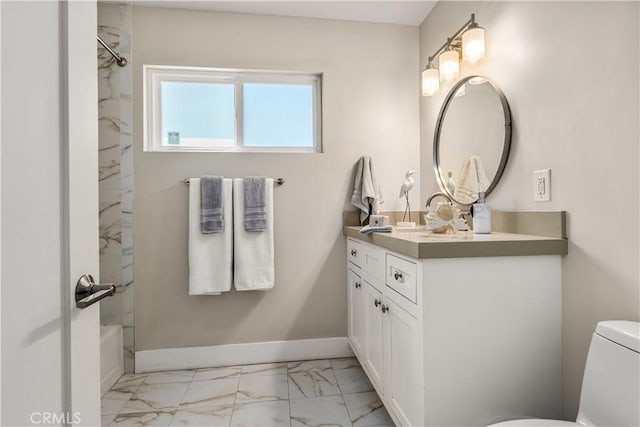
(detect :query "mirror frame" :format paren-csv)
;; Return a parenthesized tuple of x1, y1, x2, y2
(433, 75, 512, 205)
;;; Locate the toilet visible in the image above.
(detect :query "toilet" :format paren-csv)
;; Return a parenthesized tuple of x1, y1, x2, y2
(489, 321, 640, 427)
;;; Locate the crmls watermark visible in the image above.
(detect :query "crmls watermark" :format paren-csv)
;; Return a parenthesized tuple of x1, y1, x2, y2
(30, 412, 81, 425)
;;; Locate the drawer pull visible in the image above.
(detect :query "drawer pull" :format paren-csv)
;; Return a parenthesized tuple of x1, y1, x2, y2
(374, 298, 381, 307)
(355, 282, 361, 289)
(381, 304, 389, 314)
(393, 271, 403, 281)
(351, 249, 357, 256)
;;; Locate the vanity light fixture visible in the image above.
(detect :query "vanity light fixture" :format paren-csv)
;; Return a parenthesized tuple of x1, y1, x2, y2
(421, 62, 440, 96)
(439, 42, 460, 82)
(462, 22, 485, 63)
(421, 13, 485, 96)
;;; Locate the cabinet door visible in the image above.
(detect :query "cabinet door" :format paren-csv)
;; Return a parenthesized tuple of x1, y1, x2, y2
(383, 298, 422, 427)
(363, 280, 384, 392)
(347, 268, 365, 356)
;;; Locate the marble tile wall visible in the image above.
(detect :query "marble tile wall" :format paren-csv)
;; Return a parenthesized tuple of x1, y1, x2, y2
(98, 3, 134, 373)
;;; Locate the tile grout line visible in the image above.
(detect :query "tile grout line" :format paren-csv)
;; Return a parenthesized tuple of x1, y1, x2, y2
(170, 375, 195, 426)
(286, 363, 293, 427)
(230, 368, 242, 425)
(335, 365, 355, 427)
(105, 373, 146, 421)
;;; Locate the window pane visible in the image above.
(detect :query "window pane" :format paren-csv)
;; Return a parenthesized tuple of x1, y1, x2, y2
(161, 81, 235, 147)
(242, 83, 314, 147)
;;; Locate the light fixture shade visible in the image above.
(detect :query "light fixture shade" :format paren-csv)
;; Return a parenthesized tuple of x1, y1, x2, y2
(462, 26, 485, 63)
(421, 66, 440, 96)
(439, 49, 459, 82)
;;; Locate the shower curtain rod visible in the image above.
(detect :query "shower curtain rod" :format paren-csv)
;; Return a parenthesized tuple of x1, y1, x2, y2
(97, 35, 127, 67)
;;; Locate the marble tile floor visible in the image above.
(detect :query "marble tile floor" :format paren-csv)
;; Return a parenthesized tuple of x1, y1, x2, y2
(102, 357, 394, 427)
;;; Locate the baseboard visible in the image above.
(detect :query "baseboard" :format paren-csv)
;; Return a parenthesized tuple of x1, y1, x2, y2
(135, 337, 353, 373)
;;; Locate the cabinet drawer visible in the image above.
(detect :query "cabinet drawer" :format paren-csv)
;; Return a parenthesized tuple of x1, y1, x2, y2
(386, 254, 417, 304)
(347, 238, 363, 267)
(363, 245, 385, 282)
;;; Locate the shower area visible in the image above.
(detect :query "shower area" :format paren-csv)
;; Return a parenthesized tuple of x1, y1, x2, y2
(97, 2, 134, 390)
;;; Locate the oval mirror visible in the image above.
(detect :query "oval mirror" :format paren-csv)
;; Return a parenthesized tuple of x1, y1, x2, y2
(433, 75, 512, 206)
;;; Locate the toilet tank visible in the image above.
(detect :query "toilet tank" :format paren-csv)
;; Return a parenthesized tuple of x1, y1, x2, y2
(576, 321, 640, 427)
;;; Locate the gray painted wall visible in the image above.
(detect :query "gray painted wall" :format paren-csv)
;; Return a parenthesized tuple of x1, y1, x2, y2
(132, 7, 420, 351)
(419, 1, 639, 419)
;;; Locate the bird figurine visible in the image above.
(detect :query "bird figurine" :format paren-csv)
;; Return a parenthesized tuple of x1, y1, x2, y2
(399, 170, 417, 222)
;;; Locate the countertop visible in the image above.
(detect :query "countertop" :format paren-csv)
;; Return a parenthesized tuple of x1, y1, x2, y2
(343, 226, 568, 259)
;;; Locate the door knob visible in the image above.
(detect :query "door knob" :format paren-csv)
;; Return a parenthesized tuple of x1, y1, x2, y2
(381, 304, 389, 314)
(355, 282, 361, 289)
(393, 271, 403, 280)
(374, 299, 381, 307)
(75, 274, 116, 308)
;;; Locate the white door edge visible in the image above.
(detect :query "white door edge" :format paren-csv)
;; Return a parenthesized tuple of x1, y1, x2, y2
(0, 1, 3, 422)
(62, 0, 102, 424)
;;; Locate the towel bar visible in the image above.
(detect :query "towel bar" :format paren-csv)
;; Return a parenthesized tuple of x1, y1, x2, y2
(183, 177, 285, 186)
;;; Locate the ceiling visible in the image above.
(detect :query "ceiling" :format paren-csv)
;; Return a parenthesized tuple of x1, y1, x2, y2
(134, 1, 438, 26)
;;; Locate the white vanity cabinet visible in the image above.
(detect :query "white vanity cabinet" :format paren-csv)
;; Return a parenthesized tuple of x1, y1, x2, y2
(362, 280, 385, 391)
(383, 295, 422, 425)
(347, 238, 424, 427)
(347, 267, 365, 356)
(346, 236, 562, 427)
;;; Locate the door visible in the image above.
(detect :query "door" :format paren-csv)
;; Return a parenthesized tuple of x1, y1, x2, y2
(363, 280, 384, 391)
(1, 1, 101, 425)
(347, 268, 365, 356)
(66, 1, 102, 425)
(383, 298, 422, 427)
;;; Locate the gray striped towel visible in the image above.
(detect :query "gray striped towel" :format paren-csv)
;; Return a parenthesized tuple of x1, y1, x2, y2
(243, 176, 266, 232)
(200, 176, 224, 233)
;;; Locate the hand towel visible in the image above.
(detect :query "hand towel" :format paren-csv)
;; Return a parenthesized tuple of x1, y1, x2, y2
(358, 224, 393, 234)
(243, 176, 267, 232)
(453, 155, 490, 205)
(351, 155, 384, 225)
(189, 178, 233, 295)
(200, 175, 224, 233)
(234, 178, 274, 291)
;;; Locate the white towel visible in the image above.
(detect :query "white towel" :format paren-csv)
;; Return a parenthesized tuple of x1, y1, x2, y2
(453, 155, 490, 205)
(351, 155, 384, 225)
(188, 178, 233, 295)
(234, 178, 275, 291)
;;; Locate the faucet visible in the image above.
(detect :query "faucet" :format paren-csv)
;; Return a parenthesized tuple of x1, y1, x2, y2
(425, 192, 453, 209)
(426, 192, 472, 229)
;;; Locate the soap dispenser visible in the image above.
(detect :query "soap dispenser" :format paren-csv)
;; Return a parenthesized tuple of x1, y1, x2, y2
(473, 192, 491, 234)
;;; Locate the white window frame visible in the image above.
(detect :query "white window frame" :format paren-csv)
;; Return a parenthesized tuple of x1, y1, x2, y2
(143, 64, 322, 153)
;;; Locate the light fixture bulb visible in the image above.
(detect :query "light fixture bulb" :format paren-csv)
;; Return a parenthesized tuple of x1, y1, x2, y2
(439, 48, 460, 82)
(421, 65, 440, 96)
(462, 25, 485, 63)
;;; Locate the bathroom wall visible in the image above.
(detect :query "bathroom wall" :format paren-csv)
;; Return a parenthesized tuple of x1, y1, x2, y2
(419, 1, 639, 419)
(132, 7, 420, 350)
(98, 3, 134, 373)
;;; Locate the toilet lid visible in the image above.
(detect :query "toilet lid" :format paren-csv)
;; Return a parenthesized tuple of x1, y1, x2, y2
(488, 419, 577, 427)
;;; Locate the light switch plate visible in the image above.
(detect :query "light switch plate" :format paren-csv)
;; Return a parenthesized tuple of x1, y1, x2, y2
(533, 169, 551, 202)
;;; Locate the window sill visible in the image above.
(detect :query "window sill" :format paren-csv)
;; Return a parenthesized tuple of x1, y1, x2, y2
(143, 146, 321, 154)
